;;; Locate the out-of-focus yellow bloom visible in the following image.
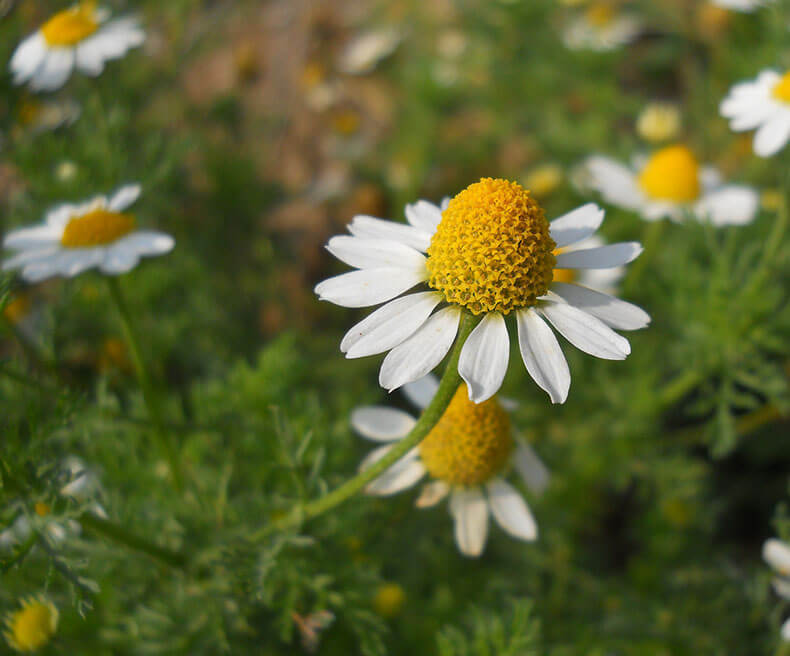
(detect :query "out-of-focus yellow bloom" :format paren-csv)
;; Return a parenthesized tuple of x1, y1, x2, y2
(331, 110, 360, 136)
(696, 4, 732, 39)
(636, 103, 681, 144)
(761, 189, 783, 212)
(524, 163, 564, 199)
(3, 294, 32, 325)
(99, 337, 132, 374)
(3, 597, 59, 653)
(373, 583, 406, 618)
(34, 502, 51, 518)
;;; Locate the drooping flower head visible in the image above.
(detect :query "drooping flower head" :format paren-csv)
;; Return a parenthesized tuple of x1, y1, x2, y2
(9, 2, 144, 92)
(2, 184, 174, 283)
(3, 597, 58, 653)
(353, 375, 550, 557)
(584, 145, 759, 225)
(317, 178, 649, 404)
(720, 69, 790, 158)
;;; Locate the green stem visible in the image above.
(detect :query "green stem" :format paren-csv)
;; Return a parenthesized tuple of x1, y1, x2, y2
(106, 277, 183, 491)
(254, 313, 479, 540)
(80, 514, 187, 570)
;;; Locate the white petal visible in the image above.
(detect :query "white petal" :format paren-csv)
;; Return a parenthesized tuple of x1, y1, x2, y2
(513, 443, 550, 495)
(366, 456, 426, 496)
(782, 618, 790, 642)
(10, 33, 47, 83)
(515, 308, 570, 404)
(694, 186, 759, 226)
(405, 200, 443, 233)
(555, 242, 642, 269)
(458, 312, 510, 403)
(486, 478, 538, 541)
(415, 480, 450, 508)
(100, 247, 140, 274)
(327, 236, 426, 270)
(348, 215, 432, 252)
(379, 307, 461, 392)
(550, 282, 650, 330)
(450, 488, 489, 557)
(113, 231, 175, 256)
(30, 49, 75, 92)
(341, 292, 441, 358)
(3, 225, 61, 250)
(75, 40, 105, 75)
(540, 302, 630, 360)
(584, 156, 644, 210)
(108, 184, 142, 211)
(401, 374, 439, 410)
(3, 247, 60, 272)
(754, 113, 790, 157)
(549, 203, 605, 248)
(351, 407, 415, 442)
(46, 204, 79, 228)
(764, 539, 790, 575)
(314, 266, 427, 308)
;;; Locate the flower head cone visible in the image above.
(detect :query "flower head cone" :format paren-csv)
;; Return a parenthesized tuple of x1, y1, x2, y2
(583, 145, 759, 225)
(9, 2, 145, 92)
(3, 597, 58, 653)
(720, 69, 790, 158)
(3, 184, 174, 283)
(316, 178, 649, 404)
(352, 375, 550, 557)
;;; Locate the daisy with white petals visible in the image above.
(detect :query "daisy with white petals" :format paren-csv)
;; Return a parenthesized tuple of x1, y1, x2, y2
(763, 538, 790, 641)
(561, 4, 641, 52)
(353, 375, 549, 557)
(316, 177, 649, 405)
(10, 2, 144, 92)
(584, 145, 759, 225)
(711, 0, 772, 12)
(3, 184, 174, 283)
(721, 70, 790, 158)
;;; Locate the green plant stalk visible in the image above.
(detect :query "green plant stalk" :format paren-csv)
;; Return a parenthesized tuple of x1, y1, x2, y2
(80, 514, 187, 570)
(254, 312, 479, 540)
(106, 277, 183, 491)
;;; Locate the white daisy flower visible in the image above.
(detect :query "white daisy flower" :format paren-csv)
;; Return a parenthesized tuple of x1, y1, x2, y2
(353, 375, 550, 557)
(720, 69, 790, 158)
(584, 145, 759, 225)
(561, 4, 641, 52)
(2, 184, 174, 283)
(9, 2, 144, 93)
(337, 27, 401, 75)
(763, 538, 790, 641)
(711, 0, 772, 12)
(316, 177, 650, 405)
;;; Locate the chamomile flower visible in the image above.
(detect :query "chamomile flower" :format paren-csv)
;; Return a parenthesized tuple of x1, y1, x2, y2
(636, 103, 681, 144)
(562, 3, 641, 52)
(9, 2, 144, 92)
(3, 184, 174, 283)
(584, 145, 759, 225)
(337, 27, 401, 75)
(720, 70, 790, 158)
(316, 178, 649, 404)
(711, 0, 772, 11)
(353, 375, 550, 557)
(763, 538, 790, 640)
(3, 597, 58, 653)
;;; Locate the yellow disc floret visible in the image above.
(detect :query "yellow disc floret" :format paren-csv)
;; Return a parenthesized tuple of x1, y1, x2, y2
(772, 72, 790, 104)
(61, 208, 135, 248)
(3, 597, 58, 653)
(419, 385, 513, 486)
(426, 178, 556, 315)
(586, 4, 615, 27)
(41, 3, 99, 47)
(637, 145, 701, 203)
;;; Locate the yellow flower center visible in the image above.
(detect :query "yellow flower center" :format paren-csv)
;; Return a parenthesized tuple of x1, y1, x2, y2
(60, 208, 135, 248)
(3, 295, 32, 324)
(426, 178, 556, 315)
(3, 598, 58, 653)
(419, 385, 514, 486)
(34, 502, 50, 517)
(772, 72, 790, 104)
(586, 4, 615, 26)
(637, 145, 701, 203)
(41, 3, 99, 47)
(551, 246, 576, 284)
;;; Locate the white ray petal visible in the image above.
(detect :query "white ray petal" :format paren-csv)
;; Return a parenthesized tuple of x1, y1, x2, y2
(555, 242, 643, 269)
(108, 184, 142, 211)
(348, 215, 432, 252)
(327, 236, 426, 271)
(516, 308, 570, 404)
(402, 374, 440, 410)
(549, 203, 605, 248)
(694, 185, 759, 226)
(458, 312, 510, 403)
(405, 200, 443, 233)
(540, 303, 630, 360)
(513, 442, 550, 495)
(450, 488, 489, 557)
(351, 407, 416, 442)
(550, 282, 650, 330)
(314, 266, 427, 308)
(486, 478, 537, 541)
(415, 480, 450, 508)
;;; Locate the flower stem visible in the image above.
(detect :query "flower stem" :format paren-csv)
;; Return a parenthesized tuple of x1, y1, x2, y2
(254, 312, 479, 540)
(106, 277, 183, 491)
(80, 513, 187, 570)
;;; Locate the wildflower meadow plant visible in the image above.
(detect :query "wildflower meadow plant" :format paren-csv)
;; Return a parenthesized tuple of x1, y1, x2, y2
(1, 1, 789, 654)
